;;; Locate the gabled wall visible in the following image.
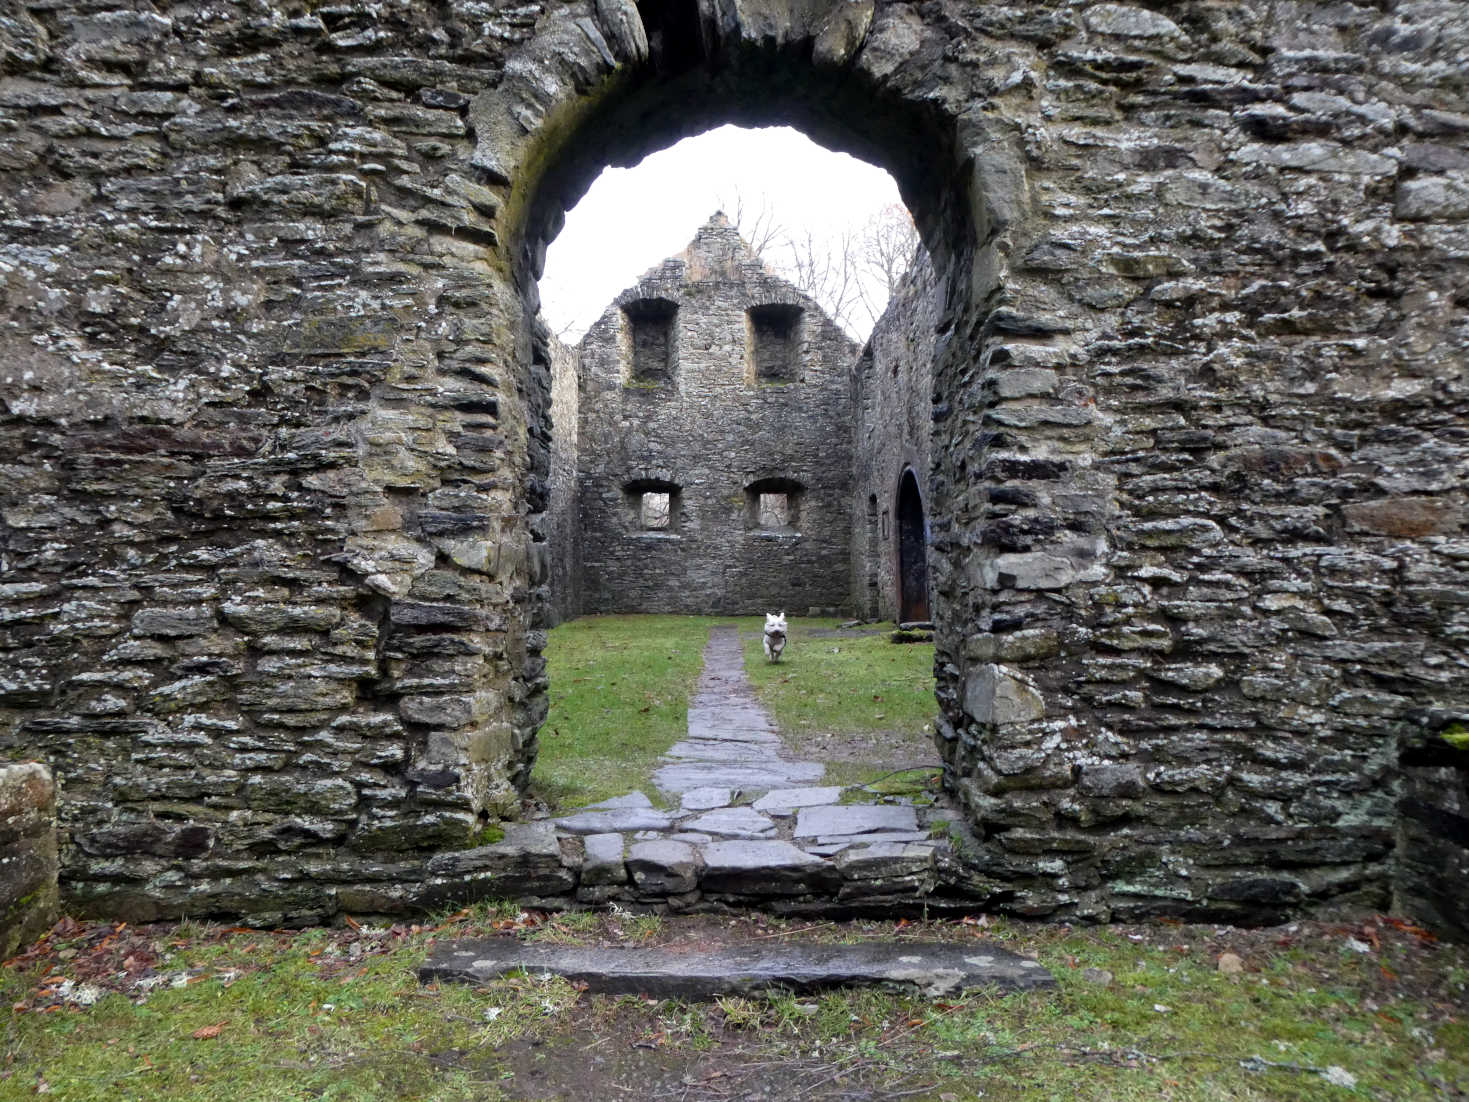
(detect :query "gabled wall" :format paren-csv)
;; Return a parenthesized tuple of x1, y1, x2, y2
(568, 214, 858, 616)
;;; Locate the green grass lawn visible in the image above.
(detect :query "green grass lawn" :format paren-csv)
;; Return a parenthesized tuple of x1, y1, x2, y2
(537, 615, 939, 809)
(739, 618, 936, 736)
(534, 615, 720, 811)
(740, 617, 939, 792)
(4, 910, 1465, 1101)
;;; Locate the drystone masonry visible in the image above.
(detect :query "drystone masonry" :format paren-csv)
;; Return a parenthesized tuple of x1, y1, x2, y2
(546, 334, 582, 626)
(851, 250, 939, 622)
(0, 0, 1465, 931)
(569, 214, 858, 616)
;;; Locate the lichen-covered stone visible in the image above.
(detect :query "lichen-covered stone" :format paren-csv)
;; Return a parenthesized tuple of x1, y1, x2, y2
(0, 0, 1461, 933)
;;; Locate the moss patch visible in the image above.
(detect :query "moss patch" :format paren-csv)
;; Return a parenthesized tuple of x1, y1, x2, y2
(1440, 722, 1469, 751)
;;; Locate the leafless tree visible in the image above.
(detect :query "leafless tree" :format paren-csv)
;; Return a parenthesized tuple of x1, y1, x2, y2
(724, 194, 922, 340)
(855, 203, 922, 319)
(718, 188, 785, 260)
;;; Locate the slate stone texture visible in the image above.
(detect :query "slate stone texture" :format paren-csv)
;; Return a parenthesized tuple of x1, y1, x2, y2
(568, 213, 860, 616)
(421, 938, 1057, 997)
(0, 0, 1464, 933)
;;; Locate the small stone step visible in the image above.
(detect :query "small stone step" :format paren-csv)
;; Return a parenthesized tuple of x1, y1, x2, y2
(421, 938, 1056, 999)
(793, 804, 918, 839)
(554, 807, 675, 834)
(683, 806, 777, 839)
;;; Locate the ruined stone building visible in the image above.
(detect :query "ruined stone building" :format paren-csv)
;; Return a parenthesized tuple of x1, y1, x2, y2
(0, 0, 1466, 937)
(548, 212, 862, 619)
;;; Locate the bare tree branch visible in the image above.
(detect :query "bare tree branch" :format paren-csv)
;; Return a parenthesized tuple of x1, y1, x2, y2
(722, 194, 924, 340)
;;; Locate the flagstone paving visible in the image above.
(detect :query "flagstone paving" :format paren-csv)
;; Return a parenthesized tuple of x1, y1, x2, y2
(516, 625, 989, 914)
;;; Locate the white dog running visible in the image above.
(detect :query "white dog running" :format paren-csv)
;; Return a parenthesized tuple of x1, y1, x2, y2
(763, 611, 788, 662)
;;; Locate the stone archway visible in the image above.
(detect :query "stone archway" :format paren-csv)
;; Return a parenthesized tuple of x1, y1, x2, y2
(6, 0, 1457, 928)
(895, 468, 928, 624)
(479, 0, 1024, 799)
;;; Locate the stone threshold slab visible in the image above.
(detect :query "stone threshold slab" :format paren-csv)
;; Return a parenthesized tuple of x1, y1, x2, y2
(420, 938, 1056, 999)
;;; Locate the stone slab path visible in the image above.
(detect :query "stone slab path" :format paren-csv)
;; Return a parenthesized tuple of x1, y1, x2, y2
(499, 624, 991, 914)
(420, 939, 1055, 998)
(652, 626, 825, 797)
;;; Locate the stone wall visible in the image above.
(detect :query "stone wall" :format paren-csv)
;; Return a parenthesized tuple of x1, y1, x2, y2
(1, 763, 58, 958)
(0, 0, 543, 923)
(571, 214, 858, 616)
(851, 250, 938, 622)
(0, 0, 1465, 928)
(546, 334, 582, 626)
(1395, 717, 1469, 941)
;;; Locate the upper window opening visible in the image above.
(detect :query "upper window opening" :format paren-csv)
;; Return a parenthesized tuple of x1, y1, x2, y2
(747, 303, 802, 384)
(640, 491, 671, 529)
(622, 297, 678, 386)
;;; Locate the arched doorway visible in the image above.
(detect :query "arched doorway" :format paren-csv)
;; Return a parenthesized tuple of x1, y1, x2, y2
(483, 8, 994, 788)
(895, 468, 928, 624)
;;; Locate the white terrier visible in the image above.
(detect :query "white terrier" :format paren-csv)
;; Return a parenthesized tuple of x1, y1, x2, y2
(763, 611, 788, 662)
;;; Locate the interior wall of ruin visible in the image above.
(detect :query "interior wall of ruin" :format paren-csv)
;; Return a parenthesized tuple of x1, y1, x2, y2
(851, 251, 940, 624)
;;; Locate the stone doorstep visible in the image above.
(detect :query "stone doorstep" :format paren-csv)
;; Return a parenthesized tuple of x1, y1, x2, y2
(793, 804, 920, 839)
(552, 808, 676, 834)
(420, 939, 1056, 999)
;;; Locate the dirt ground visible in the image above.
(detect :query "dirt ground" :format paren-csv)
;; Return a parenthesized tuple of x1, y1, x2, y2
(6, 909, 1466, 1101)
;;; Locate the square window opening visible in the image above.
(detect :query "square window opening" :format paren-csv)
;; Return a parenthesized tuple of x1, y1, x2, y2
(623, 299, 678, 386)
(640, 491, 671, 529)
(747, 304, 802, 384)
(758, 492, 789, 528)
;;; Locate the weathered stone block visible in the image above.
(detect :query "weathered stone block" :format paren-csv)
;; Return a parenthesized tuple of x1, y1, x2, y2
(1083, 3, 1183, 38)
(982, 552, 1078, 590)
(243, 773, 358, 817)
(131, 606, 216, 637)
(963, 665, 1045, 726)
(1342, 498, 1459, 538)
(580, 832, 628, 886)
(1395, 174, 1469, 221)
(627, 839, 698, 894)
(700, 840, 837, 896)
(1, 764, 58, 958)
(352, 808, 477, 851)
(1077, 764, 1146, 799)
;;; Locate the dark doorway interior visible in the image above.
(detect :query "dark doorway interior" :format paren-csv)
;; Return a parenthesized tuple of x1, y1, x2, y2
(896, 469, 928, 623)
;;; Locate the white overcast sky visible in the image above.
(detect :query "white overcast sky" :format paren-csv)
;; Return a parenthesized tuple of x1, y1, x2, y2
(539, 125, 904, 342)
